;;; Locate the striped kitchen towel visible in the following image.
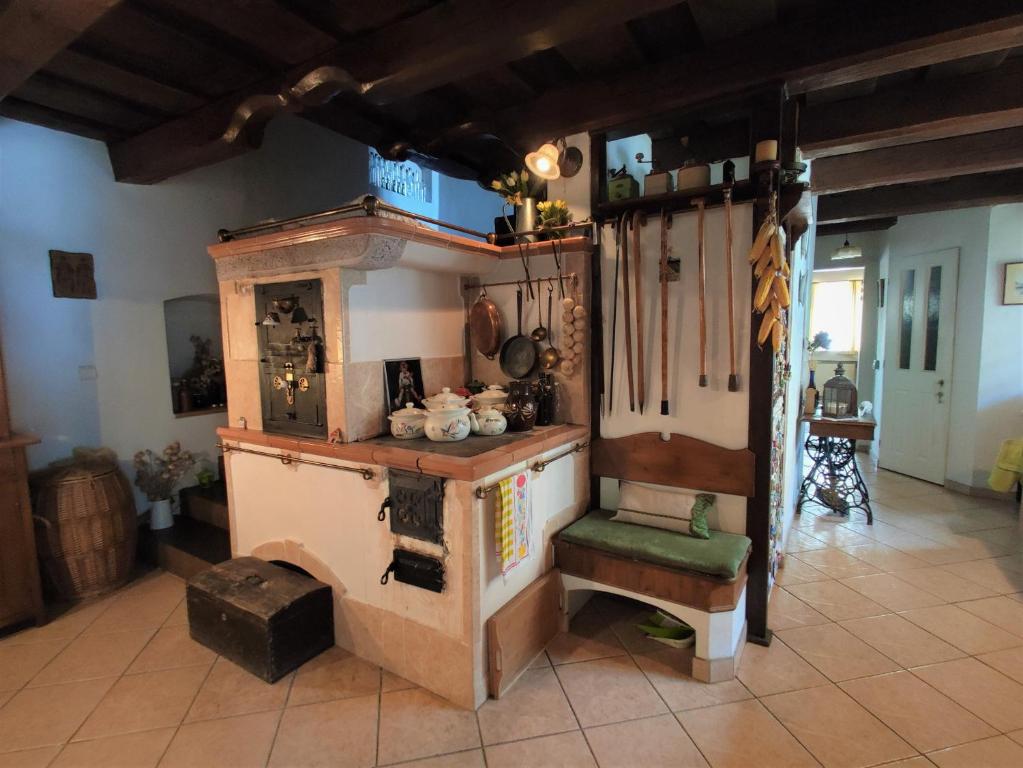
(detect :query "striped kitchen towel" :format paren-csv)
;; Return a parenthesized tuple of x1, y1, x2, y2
(496, 471, 530, 575)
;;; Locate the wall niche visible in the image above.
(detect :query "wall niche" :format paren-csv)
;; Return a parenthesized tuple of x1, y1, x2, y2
(163, 294, 226, 416)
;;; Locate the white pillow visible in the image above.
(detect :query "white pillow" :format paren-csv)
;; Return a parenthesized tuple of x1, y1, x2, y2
(611, 481, 697, 534)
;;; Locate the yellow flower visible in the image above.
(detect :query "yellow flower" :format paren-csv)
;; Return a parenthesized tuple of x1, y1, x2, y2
(490, 180, 502, 190)
(521, 170, 529, 183)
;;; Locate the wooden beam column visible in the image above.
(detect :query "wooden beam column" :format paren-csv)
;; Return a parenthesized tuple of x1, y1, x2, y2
(745, 87, 785, 647)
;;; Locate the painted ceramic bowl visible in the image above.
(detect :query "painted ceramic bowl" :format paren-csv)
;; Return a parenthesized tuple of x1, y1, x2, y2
(423, 405, 471, 442)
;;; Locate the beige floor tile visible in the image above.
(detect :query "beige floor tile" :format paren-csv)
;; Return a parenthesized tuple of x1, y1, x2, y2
(607, 606, 676, 655)
(677, 699, 819, 768)
(545, 610, 626, 665)
(777, 623, 901, 681)
(891, 567, 998, 602)
(737, 636, 828, 696)
(840, 574, 946, 612)
(0, 600, 111, 648)
(529, 651, 552, 669)
(839, 671, 996, 753)
(634, 647, 752, 710)
(796, 524, 875, 550)
(838, 542, 929, 572)
(762, 684, 916, 768)
(75, 665, 209, 740)
(911, 657, 1023, 732)
(769, 588, 831, 632)
(872, 759, 934, 768)
(83, 592, 180, 636)
(287, 646, 379, 707)
(484, 731, 595, 768)
(377, 687, 480, 765)
(0, 690, 13, 708)
(50, 727, 174, 768)
(553, 654, 666, 728)
(785, 580, 888, 621)
(0, 677, 115, 752)
(185, 657, 292, 722)
(957, 596, 1023, 638)
(775, 556, 830, 586)
(0, 746, 62, 767)
(270, 695, 377, 768)
(978, 646, 1023, 684)
(786, 531, 829, 553)
(380, 670, 416, 693)
(126, 626, 215, 674)
(941, 559, 1023, 594)
(898, 605, 1023, 654)
(477, 667, 576, 745)
(162, 710, 280, 768)
(586, 714, 709, 767)
(839, 614, 965, 668)
(1010, 729, 1023, 747)
(0, 639, 69, 691)
(30, 629, 154, 687)
(386, 749, 485, 768)
(161, 600, 188, 627)
(928, 735, 1023, 768)
(793, 549, 880, 580)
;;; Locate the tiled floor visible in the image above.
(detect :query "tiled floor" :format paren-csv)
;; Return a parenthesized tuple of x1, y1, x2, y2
(0, 459, 1020, 767)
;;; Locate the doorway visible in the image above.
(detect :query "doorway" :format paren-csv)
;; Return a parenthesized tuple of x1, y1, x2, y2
(879, 248, 959, 484)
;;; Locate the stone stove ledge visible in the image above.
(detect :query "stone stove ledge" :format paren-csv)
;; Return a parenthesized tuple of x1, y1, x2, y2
(216, 424, 590, 482)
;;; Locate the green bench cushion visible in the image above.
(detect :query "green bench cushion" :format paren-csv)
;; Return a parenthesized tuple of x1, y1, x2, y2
(559, 510, 752, 581)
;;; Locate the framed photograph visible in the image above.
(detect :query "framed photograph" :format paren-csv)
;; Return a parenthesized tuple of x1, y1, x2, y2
(384, 358, 425, 413)
(49, 249, 96, 299)
(1004, 262, 1023, 305)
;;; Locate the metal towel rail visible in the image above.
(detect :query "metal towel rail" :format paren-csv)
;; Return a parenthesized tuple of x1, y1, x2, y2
(219, 443, 374, 480)
(474, 442, 589, 499)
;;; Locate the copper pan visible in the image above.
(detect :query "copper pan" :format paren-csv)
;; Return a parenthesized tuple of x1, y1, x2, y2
(469, 288, 502, 359)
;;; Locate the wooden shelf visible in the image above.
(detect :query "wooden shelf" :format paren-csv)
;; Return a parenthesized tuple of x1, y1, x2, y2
(175, 406, 227, 419)
(595, 180, 755, 221)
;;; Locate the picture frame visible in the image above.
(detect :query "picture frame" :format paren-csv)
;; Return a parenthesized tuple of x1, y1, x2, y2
(1003, 262, 1023, 305)
(49, 249, 96, 299)
(384, 358, 425, 413)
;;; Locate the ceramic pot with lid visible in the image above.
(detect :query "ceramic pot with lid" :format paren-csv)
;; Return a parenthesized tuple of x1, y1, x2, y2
(473, 384, 508, 411)
(422, 387, 470, 411)
(423, 404, 471, 442)
(469, 407, 507, 436)
(387, 403, 426, 440)
(505, 380, 537, 432)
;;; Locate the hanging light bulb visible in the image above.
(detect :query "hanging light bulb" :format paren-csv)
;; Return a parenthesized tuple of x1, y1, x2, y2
(525, 142, 561, 180)
(832, 236, 862, 260)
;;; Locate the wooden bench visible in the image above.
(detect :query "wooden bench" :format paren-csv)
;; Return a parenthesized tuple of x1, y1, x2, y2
(554, 432, 755, 682)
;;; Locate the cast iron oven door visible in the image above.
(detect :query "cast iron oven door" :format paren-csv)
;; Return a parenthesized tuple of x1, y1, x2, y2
(380, 469, 445, 544)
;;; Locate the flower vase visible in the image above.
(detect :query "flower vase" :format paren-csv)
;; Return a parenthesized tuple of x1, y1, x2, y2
(515, 198, 537, 242)
(150, 498, 174, 530)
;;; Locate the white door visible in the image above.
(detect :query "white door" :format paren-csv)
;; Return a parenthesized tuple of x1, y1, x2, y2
(880, 248, 958, 484)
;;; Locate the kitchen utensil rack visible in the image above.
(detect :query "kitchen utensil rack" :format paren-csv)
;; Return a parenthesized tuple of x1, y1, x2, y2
(219, 443, 375, 480)
(474, 442, 589, 498)
(464, 273, 578, 291)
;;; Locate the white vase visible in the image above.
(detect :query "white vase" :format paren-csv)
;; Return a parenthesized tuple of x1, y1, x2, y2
(150, 498, 174, 530)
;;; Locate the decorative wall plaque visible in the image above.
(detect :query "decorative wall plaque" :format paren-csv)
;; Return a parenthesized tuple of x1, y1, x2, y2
(49, 250, 96, 299)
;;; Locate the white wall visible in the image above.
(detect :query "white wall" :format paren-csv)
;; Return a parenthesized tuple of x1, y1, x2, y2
(0, 116, 368, 494)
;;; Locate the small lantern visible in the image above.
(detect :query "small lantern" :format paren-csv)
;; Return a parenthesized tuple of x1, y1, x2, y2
(822, 363, 857, 418)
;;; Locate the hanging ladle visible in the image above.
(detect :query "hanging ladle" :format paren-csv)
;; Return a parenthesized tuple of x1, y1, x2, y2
(530, 277, 548, 341)
(540, 283, 561, 370)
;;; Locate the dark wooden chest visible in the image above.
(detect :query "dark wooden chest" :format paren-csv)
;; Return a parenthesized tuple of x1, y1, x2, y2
(187, 557, 334, 682)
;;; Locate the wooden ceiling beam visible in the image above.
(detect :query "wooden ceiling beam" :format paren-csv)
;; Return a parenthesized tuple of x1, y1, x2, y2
(816, 218, 898, 238)
(811, 126, 1023, 194)
(106, 0, 684, 183)
(500, 0, 1023, 146)
(801, 56, 1023, 158)
(0, 0, 122, 98)
(816, 169, 1023, 224)
(0, 96, 127, 142)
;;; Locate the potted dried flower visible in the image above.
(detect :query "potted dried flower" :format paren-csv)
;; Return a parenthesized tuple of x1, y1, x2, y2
(133, 441, 196, 530)
(537, 199, 572, 237)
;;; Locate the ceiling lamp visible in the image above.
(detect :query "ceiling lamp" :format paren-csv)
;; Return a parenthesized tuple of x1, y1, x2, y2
(832, 237, 862, 261)
(524, 138, 583, 181)
(259, 311, 281, 326)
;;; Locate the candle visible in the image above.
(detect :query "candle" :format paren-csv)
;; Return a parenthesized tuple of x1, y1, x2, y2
(755, 139, 778, 162)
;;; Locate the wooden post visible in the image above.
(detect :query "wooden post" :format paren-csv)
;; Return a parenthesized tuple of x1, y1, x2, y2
(745, 86, 786, 647)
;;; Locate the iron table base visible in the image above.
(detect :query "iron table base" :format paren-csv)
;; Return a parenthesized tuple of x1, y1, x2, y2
(797, 435, 873, 524)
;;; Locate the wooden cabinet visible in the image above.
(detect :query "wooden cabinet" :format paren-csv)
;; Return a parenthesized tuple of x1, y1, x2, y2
(0, 331, 44, 631)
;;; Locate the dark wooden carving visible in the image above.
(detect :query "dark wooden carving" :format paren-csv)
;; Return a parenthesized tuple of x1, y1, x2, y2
(49, 250, 96, 299)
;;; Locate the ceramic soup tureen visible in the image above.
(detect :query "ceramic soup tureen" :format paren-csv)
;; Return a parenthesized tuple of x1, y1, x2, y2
(423, 388, 471, 442)
(387, 403, 426, 439)
(473, 384, 508, 411)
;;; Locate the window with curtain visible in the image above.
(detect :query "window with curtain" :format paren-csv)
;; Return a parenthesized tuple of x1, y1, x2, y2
(808, 279, 863, 353)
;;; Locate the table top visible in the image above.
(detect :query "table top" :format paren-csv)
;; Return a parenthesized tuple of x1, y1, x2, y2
(800, 414, 876, 440)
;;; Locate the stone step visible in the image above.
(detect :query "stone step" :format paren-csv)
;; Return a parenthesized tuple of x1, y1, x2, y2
(139, 515, 231, 581)
(179, 482, 229, 530)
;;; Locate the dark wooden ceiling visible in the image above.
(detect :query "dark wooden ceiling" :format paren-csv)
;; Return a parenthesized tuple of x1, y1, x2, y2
(1, 0, 1023, 229)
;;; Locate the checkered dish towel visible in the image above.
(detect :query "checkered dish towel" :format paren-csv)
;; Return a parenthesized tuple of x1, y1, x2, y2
(496, 472, 530, 575)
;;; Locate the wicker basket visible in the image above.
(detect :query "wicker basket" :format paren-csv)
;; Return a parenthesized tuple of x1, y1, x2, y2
(31, 461, 138, 599)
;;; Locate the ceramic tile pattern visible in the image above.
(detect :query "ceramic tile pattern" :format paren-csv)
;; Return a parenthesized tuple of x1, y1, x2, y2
(0, 460, 1020, 767)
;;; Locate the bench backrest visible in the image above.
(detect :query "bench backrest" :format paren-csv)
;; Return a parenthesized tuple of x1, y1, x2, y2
(591, 432, 755, 498)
